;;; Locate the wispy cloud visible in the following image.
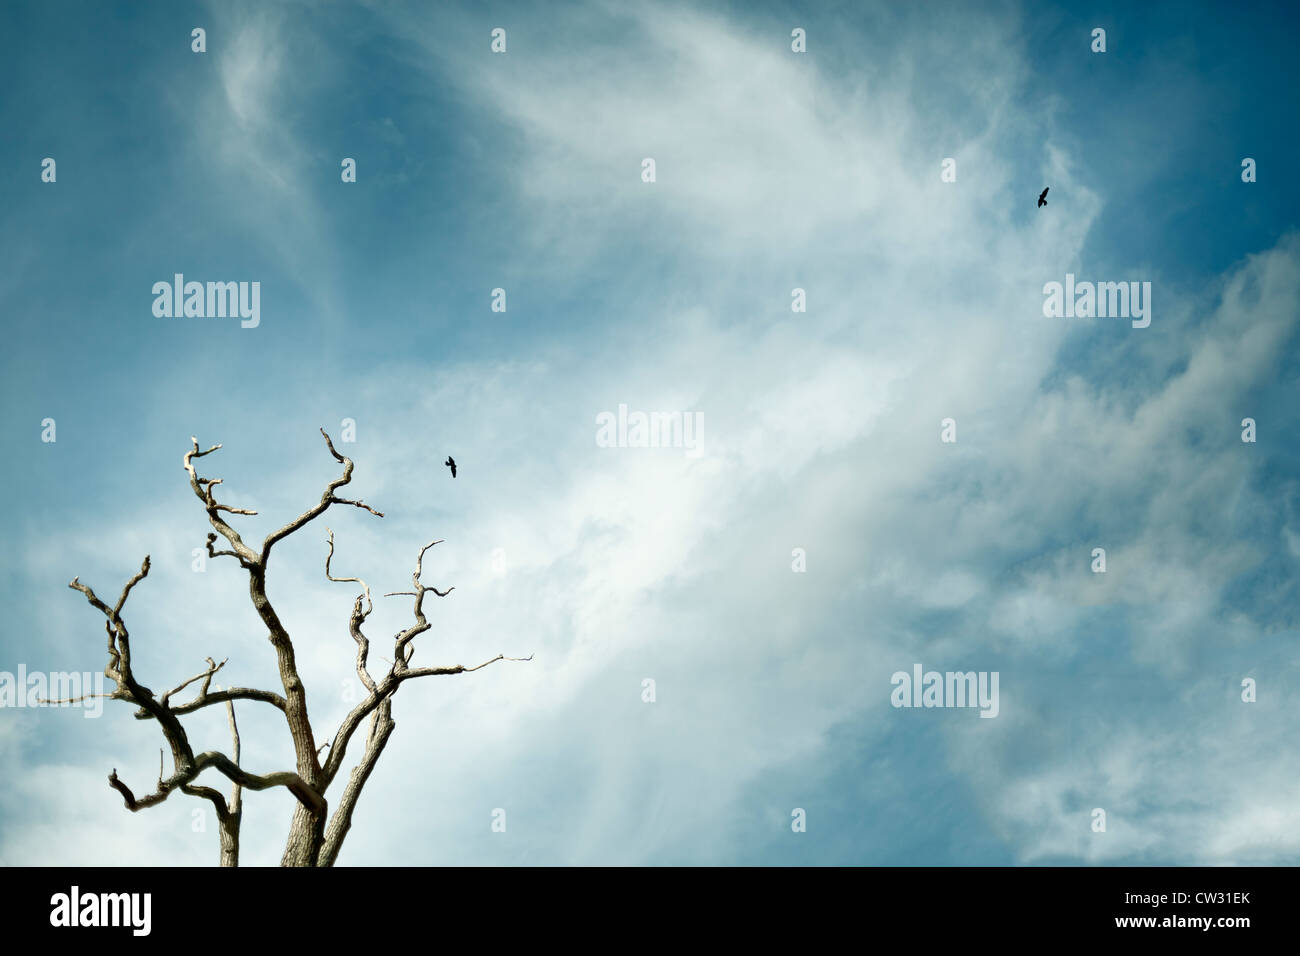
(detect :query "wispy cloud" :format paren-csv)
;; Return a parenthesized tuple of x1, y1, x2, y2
(2, 0, 1297, 866)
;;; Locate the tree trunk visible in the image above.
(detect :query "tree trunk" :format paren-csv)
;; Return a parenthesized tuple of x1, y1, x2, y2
(281, 803, 328, 866)
(219, 810, 241, 867)
(68, 433, 525, 867)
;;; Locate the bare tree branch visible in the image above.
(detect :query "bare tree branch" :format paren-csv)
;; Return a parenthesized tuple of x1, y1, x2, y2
(319, 698, 394, 867)
(261, 429, 383, 561)
(68, 559, 323, 830)
(138, 685, 286, 719)
(160, 656, 226, 709)
(324, 527, 373, 612)
(325, 528, 377, 694)
(398, 653, 535, 682)
(38, 691, 112, 705)
(187, 684, 245, 866)
(224, 686, 243, 818)
(66, 431, 527, 867)
(109, 750, 323, 815)
(320, 537, 529, 791)
(183, 439, 259, 566)
(205, 532, 244, 563)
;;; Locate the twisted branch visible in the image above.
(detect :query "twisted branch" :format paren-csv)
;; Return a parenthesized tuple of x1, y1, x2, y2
(67, 430, 527, 867)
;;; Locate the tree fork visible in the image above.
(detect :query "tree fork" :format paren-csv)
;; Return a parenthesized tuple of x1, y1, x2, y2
(60, 430, 529, 866)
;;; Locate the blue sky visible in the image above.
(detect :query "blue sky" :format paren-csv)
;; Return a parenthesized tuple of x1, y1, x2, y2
(1, 0, 1298, 865)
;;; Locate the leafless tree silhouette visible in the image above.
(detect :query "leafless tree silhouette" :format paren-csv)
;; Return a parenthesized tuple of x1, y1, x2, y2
(53, 429, 529, 866)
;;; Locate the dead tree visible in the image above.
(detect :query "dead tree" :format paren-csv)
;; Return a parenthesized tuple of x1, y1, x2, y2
(55, 430, 529, 866)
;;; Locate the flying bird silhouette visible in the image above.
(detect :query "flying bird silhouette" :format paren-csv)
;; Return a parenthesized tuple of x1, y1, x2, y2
(445, 456, 457, 478)
(1038, 187, 1049, 208)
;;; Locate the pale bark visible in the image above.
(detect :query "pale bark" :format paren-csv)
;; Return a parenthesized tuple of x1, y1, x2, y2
(58, 431, 529, 865)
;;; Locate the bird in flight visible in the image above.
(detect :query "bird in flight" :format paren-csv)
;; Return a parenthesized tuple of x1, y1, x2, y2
(1038, 187, 1049, 208)
(445, 456, 457, 478)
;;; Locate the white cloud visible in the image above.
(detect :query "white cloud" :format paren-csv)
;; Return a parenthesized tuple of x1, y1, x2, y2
(7, 0, 1297, 866)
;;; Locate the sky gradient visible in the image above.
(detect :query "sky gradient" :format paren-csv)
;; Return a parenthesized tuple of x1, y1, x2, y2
(1, 0, 1298, 865)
